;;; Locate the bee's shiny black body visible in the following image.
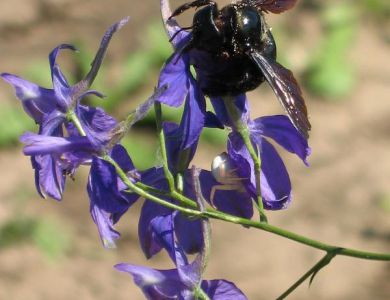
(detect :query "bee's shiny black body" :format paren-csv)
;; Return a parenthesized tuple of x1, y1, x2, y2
(170, 0, 311, 138)
(178, 2, 276, 96)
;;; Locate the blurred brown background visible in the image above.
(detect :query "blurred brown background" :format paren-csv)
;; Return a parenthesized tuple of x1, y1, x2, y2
(0, 0, 389, 299)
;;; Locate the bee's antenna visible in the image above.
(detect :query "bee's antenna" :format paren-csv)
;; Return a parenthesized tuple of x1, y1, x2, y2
(169, 26, 193, 43)
(168, 27, 195, 65)
(169, 0, 213, 19)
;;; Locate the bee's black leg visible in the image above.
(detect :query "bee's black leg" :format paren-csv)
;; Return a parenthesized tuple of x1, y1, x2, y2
(169, 0, 215, 19)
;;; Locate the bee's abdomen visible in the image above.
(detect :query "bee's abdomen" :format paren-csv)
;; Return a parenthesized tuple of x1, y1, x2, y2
(196, 54, 264, 96)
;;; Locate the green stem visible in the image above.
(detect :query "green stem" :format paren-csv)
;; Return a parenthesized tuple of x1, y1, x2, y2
(203, 210, 390, 260)
(105, 155, 200, 215)
(191, 167, 211, 274)
(241, 129, 266, 220)
(222, 97, 267, 223)
(195, 287, 211, 300)
(133, 182, 170, 196)
(67, 110, 86, 136)
(176, 173, 184, 193)
(154, 102, 176, 192)
(171, 190, 198, 208)
(136, 181, 197, 209)
(276, 250, 340, 300)
(105, 155, 390, 261)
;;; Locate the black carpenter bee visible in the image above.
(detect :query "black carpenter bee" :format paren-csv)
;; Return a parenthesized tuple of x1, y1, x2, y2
(169, 0, 311, 138)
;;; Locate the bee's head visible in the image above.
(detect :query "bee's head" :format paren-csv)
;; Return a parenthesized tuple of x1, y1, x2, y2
(188, 4, 224, 53)
(233, 5, 264, 49)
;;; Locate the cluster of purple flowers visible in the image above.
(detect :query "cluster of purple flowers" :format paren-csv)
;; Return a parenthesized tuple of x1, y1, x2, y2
(1, 0, 310, 298)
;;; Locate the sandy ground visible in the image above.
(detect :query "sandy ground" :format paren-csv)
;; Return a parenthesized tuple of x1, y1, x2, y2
(0, 1, 389, 299)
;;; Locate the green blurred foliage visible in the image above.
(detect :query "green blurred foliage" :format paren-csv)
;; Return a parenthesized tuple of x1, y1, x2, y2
(201, 127, 228, 146)
(32, 219, 71, 259)
(360, 0, 390, 20)
(121, 133, 158, 170)
(0, 218, 36, 247)
(299, 0, 389, 99)
(0, 217, 71, 259)
(0, 20, 171, 149)
(302, 2, 358, 99)
(0, 60, 50, 146)
(24, 60, 52, 87)
(0, 105, 34, 146)
(93, 21, 172, 112)
(377, 193, 390, 213)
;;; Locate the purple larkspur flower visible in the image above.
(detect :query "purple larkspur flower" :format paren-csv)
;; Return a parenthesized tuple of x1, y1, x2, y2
(158, 1, 226, 168)
(137, 130, 247, 257)
(22, 87, 167, 247)
(116, 213, 247, 299)
(84, 86, 169, 248)
(22, 85, 168, 247)
(157, 2, 249, 221)
(116, 262, 247, 300)
(211, 95, 310, 210)
(1, 18, 128, 200)
(18, 104, 118, 200)
(137, 118, 217, 257)
(136, 167, 204, 257)
(157, 50, 208, 168)
(1, 17, 128, 134)
(87, 144, 140, 248)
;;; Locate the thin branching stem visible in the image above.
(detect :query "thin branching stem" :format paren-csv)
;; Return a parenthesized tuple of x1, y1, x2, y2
(67, 110, 86, 136)
(69, 105, 390, 262)
(104, 152, 390, 261)
(105, 155, 200, 215)
(154, 102, 176, 192)
(204, 210, 390, 260)
(222, 97, 268, 223)
(191, 167, 211, 275)
(195, 288, 211, 300)
(276, 249, 341, 300)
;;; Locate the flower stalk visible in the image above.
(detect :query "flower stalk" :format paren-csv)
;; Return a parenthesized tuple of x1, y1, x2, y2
(195, 288, 212, 300)
(104, 155, 199, 214)
(192, 167, 212, 300)
(276, 249, 341, 300)
(222, 97, 268, 223)
(191, 167, 211, 274)
(67, 110, 86, 137)
(104, 153, 390, 262)
(154, 101, 176, 192)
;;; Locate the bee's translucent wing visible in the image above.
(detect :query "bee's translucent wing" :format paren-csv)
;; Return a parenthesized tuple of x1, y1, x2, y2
(247, 0, 298, 13)
(250, 51, 311, 138)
